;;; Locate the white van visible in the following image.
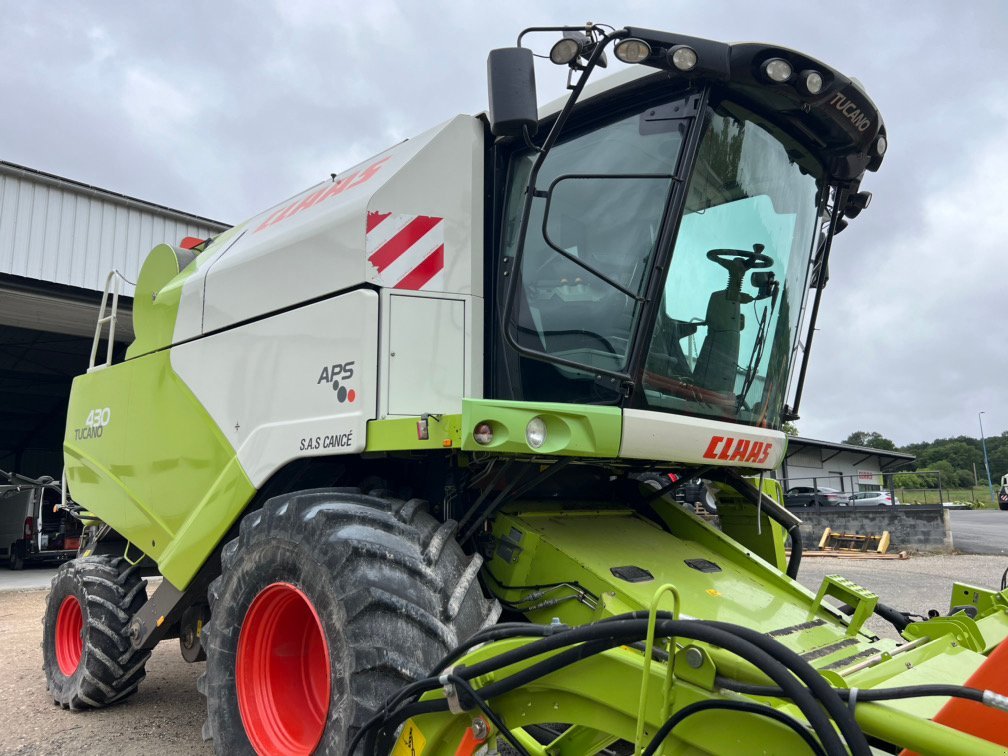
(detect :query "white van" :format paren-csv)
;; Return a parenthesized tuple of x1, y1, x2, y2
(0, 480, 81, 569)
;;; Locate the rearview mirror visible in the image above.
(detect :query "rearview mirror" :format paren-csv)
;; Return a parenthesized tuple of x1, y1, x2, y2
(487, 47, 538, 138)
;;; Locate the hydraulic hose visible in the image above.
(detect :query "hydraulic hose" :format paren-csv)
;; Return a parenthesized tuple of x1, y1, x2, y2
(362, 618, 855, 756)
(705, 621, 869, 756)
(709, 468, 804, 578)
(642, 699, 827, 756)
(785, 521, 803, 579)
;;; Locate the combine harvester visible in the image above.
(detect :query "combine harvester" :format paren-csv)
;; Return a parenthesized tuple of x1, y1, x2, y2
(43, 22, 1008, 755)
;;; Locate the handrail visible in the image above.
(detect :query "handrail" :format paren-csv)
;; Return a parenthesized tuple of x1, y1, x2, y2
(88, 269, 134, 371)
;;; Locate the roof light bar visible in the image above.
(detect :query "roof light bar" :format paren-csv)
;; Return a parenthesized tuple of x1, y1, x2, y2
(762, 57, 793, 83)
(668, 45, 698, 72)
(800, 70, 824, 95)
(549, 37, 583, 65)
(614, 38, 651, 64)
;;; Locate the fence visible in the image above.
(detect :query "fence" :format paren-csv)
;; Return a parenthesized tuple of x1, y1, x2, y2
(780, 470, 988, 507)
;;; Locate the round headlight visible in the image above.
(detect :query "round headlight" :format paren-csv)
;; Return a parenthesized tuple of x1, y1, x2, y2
(875, 135, 887, 156)
(669, 45, 698, 72)
(803, 70, 824, 95)
(550, 38, 582, 66)
(763, 58, 793, 83)
(473, 422, 494, 446)
(614, 38, 651, 64)
(525, 417, 547, 449)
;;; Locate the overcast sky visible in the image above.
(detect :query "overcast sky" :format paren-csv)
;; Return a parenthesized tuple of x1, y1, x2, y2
(3, 1, 1005, 446)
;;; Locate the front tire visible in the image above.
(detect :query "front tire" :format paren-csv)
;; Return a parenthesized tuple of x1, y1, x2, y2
(199, 489, 499, 755)
(41, 556, 151, 709)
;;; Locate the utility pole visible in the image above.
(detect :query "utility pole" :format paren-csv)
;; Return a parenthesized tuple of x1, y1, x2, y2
(979, 411, 995, 505)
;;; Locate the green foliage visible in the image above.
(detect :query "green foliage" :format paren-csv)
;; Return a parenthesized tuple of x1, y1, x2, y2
(846, 428, 1008, 492)
(781, 421, 799, 436)
(842, 430, 897, 450)
(898, 430, 1008, 488)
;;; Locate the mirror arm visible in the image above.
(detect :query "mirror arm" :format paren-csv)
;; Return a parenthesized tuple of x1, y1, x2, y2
(786, 182, 850, 420)
(501, 28, 629, 379)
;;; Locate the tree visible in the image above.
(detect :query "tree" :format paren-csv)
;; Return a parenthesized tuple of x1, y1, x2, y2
(781, 421, 799, 436)
(842, 430, 897, 451)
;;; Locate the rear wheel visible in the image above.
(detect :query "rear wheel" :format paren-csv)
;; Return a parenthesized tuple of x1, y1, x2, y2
(199, 488, 499, 755)
(8, 541, 24, 570)
(41, 555, 151, 709)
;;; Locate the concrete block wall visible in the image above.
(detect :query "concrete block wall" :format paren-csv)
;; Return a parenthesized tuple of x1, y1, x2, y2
(792, 505, 952, 552)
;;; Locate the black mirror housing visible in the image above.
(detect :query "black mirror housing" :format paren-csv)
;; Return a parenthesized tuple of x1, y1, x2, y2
(487, 47, 538, 138)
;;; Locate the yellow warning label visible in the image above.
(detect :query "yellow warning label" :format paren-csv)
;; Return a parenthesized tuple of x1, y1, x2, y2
(705, 589, 721, 597)
(392, 719, 427, 756)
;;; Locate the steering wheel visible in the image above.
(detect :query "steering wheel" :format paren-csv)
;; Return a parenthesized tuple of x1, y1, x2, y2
(706, 244, 773, 271)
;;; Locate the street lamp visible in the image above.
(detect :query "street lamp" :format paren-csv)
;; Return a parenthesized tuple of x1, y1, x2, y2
(979, 411, 995, 505)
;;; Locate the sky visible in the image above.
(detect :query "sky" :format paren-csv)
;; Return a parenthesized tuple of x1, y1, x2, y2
(2, 1, 1005, 446)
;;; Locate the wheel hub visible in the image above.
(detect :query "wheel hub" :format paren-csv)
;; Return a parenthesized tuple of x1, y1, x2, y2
(236, 582, 331, 755)
(55, 595, 83, 676)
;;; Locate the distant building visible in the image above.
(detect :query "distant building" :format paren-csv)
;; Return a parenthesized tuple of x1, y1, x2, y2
(0, 161, 229, 475)
(778, 436, 915, 494)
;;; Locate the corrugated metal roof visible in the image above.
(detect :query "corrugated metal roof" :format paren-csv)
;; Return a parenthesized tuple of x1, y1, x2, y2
(0, 161, 230, 295)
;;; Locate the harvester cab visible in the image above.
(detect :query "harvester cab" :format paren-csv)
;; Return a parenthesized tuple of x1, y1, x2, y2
(42, 22, 1008, 756)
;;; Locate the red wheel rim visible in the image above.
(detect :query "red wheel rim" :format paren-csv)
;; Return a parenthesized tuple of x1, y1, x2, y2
(236, 583, 331, 755)
(55, 595, 83, 676)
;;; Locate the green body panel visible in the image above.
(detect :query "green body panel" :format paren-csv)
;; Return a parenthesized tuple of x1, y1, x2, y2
(64, 349, 255, 589)
(484, 503, 881, 658)
(365, 415, 462, 451)
(474, 497, 1008, 734)
(708, 478, 786, 572)
(461, 399, 621, 457)
(124, 225, 241, 360)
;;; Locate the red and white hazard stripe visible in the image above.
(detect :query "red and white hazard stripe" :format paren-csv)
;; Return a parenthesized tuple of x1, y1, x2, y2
(365, 211, 445, 291)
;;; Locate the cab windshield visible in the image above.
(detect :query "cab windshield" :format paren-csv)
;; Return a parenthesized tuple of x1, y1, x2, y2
(643, 101, 823, 427)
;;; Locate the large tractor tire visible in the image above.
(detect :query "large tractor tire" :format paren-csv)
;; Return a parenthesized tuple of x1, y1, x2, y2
(199, 488, 499, 755)
(41, 555, 151, 709)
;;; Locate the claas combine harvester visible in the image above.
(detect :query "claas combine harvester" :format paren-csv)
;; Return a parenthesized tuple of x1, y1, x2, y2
(41, 22, 1008, 755)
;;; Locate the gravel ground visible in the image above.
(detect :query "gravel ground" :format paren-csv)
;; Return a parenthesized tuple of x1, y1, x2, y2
(2, 554, 1006, 753)
(0, 588, 210, 755)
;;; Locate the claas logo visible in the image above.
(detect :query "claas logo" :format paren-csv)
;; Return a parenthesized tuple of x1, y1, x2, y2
(702, 435, 772, 464)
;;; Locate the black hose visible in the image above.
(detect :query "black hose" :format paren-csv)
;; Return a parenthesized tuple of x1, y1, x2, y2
(705, 621, 870, 756)
(642, 699, 827, 756)
(785, 522, 803, 579)
(367, 619, 852, 756)
(706, 468, 803, 578)
(429, 622, 557, 674)
(717, 676, 989, 706)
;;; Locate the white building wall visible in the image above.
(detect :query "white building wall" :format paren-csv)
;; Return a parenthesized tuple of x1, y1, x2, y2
(0, 161, 228, 295)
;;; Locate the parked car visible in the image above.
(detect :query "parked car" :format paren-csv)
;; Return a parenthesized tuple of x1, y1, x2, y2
(784, 486, 851, 507)
(0, 479, 81, 569)
(849, 490, 900, 507)
(999, 474, 1007, 511)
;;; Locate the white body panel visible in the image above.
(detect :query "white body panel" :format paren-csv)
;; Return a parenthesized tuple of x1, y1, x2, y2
(620, 409, 786, 470)
(171, 290, 378, 487)
(387, 295, 464, 416)
(377, 289, 482, 419)
(173, 115, 484, 341)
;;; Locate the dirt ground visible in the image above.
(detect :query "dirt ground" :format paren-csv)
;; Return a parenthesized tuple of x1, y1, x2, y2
(3, 554, 1007, 754)
(0, 588, 210, 755)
